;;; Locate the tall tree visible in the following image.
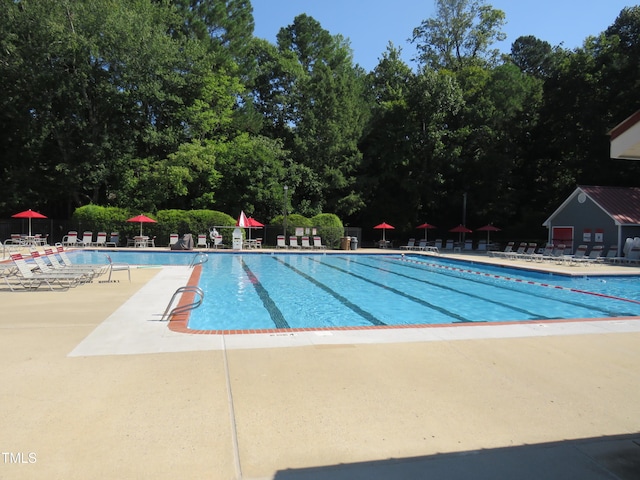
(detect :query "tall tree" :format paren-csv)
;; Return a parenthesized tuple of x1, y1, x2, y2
(275, 14, 369, 216)
(411, 0, 506, 71)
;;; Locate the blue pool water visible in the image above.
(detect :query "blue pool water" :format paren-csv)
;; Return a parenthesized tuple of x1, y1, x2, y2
(69, 251, 640, 330)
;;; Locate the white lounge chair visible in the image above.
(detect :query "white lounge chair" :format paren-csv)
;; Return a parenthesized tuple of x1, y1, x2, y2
(28, 249, 94, 282)
(312, 236, 327, 250)
(105, 232, 119, 247)
(94, 232, 107, 247)
(80, 231, 93, 247)
(44, 248, 108, 279)
(61, 231, 78, 247)
(213, 235, 224, 249)
(169, 234, 179, 247)
(490, 241, 514, 258)
(604, 245, 624, 264)
(196, 234, 208, 248)
(301, 236, 313, 249)
(414, 239, 427, 251)
(400, 238, 415, 250)
(8, 253, 83, 290)
(276, 235, 287, 249)
(289, 236, 301, 249)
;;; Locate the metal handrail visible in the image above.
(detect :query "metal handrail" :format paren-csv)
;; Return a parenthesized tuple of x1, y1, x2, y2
(189, 252, 209, 268)
(160, 285, 204, 321)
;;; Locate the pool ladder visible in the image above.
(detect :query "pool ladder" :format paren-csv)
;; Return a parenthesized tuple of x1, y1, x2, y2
(189, 252, 209, 268)
(160, 286, 204, 321)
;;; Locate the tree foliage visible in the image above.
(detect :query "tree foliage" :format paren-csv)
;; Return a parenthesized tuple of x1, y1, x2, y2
(1, 0, 639, 242)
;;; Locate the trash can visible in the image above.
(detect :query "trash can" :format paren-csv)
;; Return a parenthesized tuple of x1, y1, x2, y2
(340, 237, 351, 250)
(350, 236, 358, 250)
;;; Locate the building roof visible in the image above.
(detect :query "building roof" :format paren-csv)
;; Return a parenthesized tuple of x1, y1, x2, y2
(543, 185, 640, 226)
(609, 110, 640, 160)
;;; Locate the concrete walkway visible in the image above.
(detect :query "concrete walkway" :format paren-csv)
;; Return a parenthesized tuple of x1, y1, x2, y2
(1, 250, 640, 479)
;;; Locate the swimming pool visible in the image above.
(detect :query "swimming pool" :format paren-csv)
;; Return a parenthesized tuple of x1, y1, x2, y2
(69, 251, 640, 331)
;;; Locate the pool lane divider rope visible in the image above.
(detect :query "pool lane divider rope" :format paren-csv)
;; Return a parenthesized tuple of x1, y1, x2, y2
(343, 256, 549, 320)
(305, 256, 473, 323)
(398, 255, 640, 307)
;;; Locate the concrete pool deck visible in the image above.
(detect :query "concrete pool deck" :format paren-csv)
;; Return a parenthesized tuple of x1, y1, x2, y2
(1, 248, 640, 479)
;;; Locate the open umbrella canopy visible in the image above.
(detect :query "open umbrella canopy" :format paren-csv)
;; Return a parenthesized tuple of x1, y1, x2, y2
(477, 224, 501, 232)
(416, 222, 437, 240)
(374, 222, 394, 230)
(449, 224, 472, 243)
(126, 214, 157, 236)
(245, 216, 264, 239)
(12, 209, 47, 236)
(374, 222, 394, 241)
(477, 224, 501, 243)
(449, 224, 472, 233)
(247, 217, 264, 228)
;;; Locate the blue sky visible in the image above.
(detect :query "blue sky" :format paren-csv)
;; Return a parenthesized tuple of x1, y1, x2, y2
(252, 0, 635, 71)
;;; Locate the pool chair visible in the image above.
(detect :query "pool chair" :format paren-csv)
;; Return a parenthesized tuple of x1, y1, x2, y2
(434, 239, 443, 250)
(400, 238, 416, 250)
(196, 234, 208, 249)
(169, 233, 179, 248)
(276, 235, 287, 249)
(8, 253, 84, 291)
(212, 235, 224, 249)
(32, 248, 104, 282)
(529, 243, 554, 262)
(585, 245, 605, 264)
(477, 239, 487, 251)
(80, 231, 93, 247)
(289, 236, 302, 249)
(44, 248, 108, 279)
(560, 244, 588, 265)
(505, 242, 527, 259)
(443, 239, 454, 251)
(105, 232, 119, 247)
(301, 236, 313, 249)
(464, 239, 473, 251)
(94, 232, 107, 247)
(61, 231, 78, 247)
(312, 236, 327, 250)
(604, 245, 624, 264)
(489, 241, 514, 258)
(106, 254, 131, 282)
(414, 239, 427, 250)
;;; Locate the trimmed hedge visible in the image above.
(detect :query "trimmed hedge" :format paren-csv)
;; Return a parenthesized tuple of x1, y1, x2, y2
(70, 206, 342, 248)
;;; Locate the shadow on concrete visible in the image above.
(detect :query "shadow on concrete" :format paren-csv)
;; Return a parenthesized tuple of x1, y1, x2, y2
(273, 433, 640, 480)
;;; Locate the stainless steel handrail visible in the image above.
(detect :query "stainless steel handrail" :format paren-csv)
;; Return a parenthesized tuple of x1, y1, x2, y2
(160, 286, 204, 321)
(189, 252, 209, 268)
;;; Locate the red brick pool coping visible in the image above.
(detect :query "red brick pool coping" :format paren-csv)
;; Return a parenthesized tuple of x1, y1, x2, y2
(168, 265, 640, 335)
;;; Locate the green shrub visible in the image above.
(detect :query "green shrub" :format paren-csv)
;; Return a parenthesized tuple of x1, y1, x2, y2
(71, 205, 129, 237)
(311, 213, 343, 249)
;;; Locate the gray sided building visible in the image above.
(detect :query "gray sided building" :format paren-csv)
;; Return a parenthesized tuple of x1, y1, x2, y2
(543, 186, 640, 254)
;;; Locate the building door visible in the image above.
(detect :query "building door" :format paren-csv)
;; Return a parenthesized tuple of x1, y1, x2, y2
(552, 226, 574, 253)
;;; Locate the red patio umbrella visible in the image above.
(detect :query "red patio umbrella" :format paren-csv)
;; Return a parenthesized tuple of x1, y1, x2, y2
(476, 224, 501, 243)
(416, 222, 437, 241)
(246, 216, 264, 239)
(374, 222, 395, 242)
(12, 209, 47, 236)
(126, 214, 157, 236)
(449, 224, 472, 242)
